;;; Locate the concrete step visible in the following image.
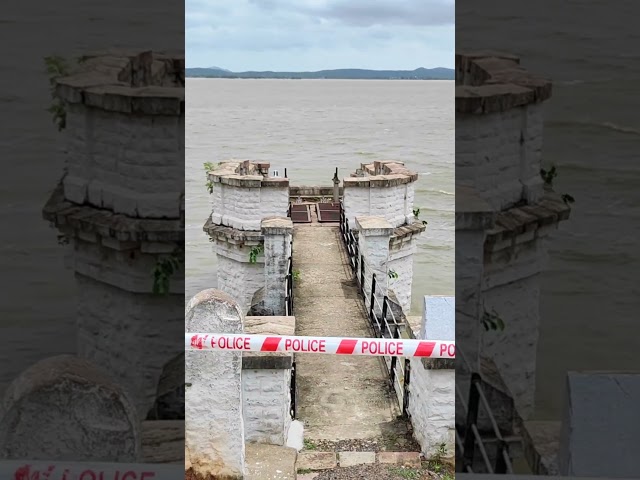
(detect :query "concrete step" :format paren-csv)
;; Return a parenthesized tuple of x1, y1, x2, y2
(245, 443, 298, 480)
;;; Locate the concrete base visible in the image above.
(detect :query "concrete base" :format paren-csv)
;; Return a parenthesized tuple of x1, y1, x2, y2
(245, 443, 297, 480)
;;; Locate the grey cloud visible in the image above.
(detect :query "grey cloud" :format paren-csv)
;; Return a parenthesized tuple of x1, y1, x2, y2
(248, 0, 454, 27)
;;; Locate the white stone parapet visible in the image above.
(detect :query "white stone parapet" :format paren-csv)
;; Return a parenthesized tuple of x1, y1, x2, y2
(55, 50, 184, 219)
(343, 161, 418, 229)
(208, 160, 290, 231)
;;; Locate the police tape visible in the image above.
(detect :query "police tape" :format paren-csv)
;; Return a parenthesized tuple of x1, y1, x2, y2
(185, 333, 455, 358)
(0, 460, 182, 479)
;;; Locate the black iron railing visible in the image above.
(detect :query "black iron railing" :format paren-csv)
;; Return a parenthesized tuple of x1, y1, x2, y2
(290, 361, 297, 419)
(285, 241, 293, 316)
(455, 347, 513, 474)
(339, 204, 410, 416)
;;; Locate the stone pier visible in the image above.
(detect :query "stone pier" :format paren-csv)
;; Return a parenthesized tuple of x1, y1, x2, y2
(455, 51, 572, 471)
(42, 50, 185, 418)
(204, 161, 290, 315)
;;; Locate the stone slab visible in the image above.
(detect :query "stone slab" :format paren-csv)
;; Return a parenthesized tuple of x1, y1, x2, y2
(338, 451, 376, 467)
(377, 452, 421, 466)
(296, 451, 337, 471)
(558, 372, 640, 478)
(245, 443, 297, 480)
(422, 296, 455, 341)
(355, 216, 394, 235)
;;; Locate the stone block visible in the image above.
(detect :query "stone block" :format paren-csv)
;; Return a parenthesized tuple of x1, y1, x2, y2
(338, 451, 376, 467)
(296, 451, 337, 470)
(558, 372, 640, 478)
(422, 296, 455, 342)
(377, 452, 421, 466)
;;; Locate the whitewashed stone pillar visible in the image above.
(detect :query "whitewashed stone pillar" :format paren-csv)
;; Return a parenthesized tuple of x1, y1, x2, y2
(185, 289, 245, 479)
(416, 296, 455, 459)
(0, 355, 140, 461)
(261, 218, 293, 316)
(355, 216, 393, 302)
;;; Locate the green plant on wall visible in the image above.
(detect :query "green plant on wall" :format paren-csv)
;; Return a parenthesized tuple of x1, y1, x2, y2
(388, 269, 399, 280)
(44, 55, 71, 131)
(482, 308, 505, 332)
(152, 245, 184, 295)
(249, 244, 264, 263)
(412, 207, 428, 226)
(292, 270, 301, 281)
(203, 163, 215, 194)
(540, 164, 576, 205)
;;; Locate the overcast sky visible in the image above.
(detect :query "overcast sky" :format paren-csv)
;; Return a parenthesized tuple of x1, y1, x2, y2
(186, 0, 454, 71)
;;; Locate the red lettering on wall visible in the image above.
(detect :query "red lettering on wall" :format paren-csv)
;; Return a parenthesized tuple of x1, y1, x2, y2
(80, 470, 97, 480)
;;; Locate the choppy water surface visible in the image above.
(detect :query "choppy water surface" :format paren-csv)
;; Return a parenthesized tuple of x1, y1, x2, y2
(186, 79, 455, 314)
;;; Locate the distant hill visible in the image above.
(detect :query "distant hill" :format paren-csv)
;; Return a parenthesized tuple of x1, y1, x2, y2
(185, 67, 454, 80)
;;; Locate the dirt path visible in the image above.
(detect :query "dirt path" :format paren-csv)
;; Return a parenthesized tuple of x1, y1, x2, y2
(292, 225, 407, 443)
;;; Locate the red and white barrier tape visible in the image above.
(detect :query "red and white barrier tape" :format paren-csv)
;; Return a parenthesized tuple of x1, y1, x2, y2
(0, 460, 182, 479)
(185, 333, 455, 358)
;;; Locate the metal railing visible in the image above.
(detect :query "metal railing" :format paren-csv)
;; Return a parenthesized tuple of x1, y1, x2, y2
(339, 204, 410, 416)
(284, 241, 294, 316)
(290, 360, 297, 419)
(455, 346, 514, 474)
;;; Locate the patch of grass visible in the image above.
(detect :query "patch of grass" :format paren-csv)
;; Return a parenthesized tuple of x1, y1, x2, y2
(297, 468, 312, 474)
(388, 466, 421, 479)
(303, 438, 316, 450)
(426, 443, 450, 475)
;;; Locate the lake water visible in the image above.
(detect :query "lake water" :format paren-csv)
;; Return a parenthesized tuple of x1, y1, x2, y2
(186, 79, 455, 314)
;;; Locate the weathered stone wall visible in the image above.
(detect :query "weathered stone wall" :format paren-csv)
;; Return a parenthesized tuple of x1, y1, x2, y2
(216, 253, 264, 315)
(64, 106, 184, 219)
(387, 243, 415, 314)
(457, 104, 545, 211)
(57, 51, 184, 219)
(76, 274, 183, 416)
(408, 360, 455, 459)
(211, 184, 289, 231)
(343, 162, 417, 230)
(209, 161, 289, 231)
(242, 367, 292, 445)
(241, 316, 295, 447)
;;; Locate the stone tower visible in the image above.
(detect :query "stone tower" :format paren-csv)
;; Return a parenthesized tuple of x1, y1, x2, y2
(342, 161, 426, 314)
(203, 161, 292, 315)
(43, 50, 185, 417)
(455, 52, 571, 420)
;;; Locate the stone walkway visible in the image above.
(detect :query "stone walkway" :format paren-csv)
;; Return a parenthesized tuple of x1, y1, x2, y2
(292, 225, 405, 443)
